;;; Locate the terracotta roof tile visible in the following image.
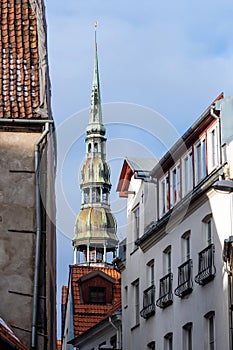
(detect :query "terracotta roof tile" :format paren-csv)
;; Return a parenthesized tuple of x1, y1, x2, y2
(0, 0, 50, 119)
(70, 265, 121, 336)
(57, 339, 62, 350)
(0, 317, 29, 350)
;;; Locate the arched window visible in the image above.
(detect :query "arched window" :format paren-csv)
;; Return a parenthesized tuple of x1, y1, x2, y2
(94, 143, 98, 153)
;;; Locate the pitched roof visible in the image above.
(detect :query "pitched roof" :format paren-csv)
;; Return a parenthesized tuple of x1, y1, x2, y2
(0, 317, 29, 350)
(116, 157, 157, 196)
(70, 265, 121, 337)
(0, 0, 51, 119)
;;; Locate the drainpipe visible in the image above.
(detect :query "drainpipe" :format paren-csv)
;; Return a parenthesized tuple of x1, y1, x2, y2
(108, 315, 121, 350)
(31, 122, 50, 348)
(210, 105, 222, 166)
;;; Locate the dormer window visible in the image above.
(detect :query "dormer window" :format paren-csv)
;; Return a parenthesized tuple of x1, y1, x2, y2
(78, 271, 115, 305)
(89, 286, 106, 304)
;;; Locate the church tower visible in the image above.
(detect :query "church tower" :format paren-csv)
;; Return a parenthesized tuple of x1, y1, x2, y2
(73, 27, 118, 265)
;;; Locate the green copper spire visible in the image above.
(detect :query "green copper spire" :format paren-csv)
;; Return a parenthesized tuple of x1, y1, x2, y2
(73, 23, 118, 265)
(86, 22, 105, 136)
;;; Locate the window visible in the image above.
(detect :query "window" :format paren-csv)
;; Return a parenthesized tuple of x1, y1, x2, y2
(182, 231, 191, 262)
(182, 150, 193, 195)
(160, 174, 169, 216)
(208, 124, 219, 171)
(164, 332, 173, 350)
(141, 261, 155, 319)
(195, 137, 206, 184)
(132, 279, 140, 327)
(91, 187, 101, 202)
(157, 246, 173, 308)
(147, 259, 155, 286)
(83, 188, 90, 204)
(164, 246, 171, 274)
(89, 286, 106, 304)
(124, 285, 128, 309)
(170, 164, 181, 206)
(195, 244, 216, 286)
(133, 206, 140, 243)
(202, 214, 213, 245)
(102, 187, 108, 203)
(204, 311, 215, 350)
(183, 322, 192, 350)
(94, 142, 98, 152)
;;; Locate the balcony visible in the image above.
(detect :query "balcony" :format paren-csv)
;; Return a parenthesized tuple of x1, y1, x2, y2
(195, 244, 216, 285)
(156, 273, 173, 308)
(174, 259, 193, 298)
(140, 285, 155, 319)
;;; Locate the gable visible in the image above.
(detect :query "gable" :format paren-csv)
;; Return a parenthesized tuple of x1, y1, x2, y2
(78, 271, 115, 305)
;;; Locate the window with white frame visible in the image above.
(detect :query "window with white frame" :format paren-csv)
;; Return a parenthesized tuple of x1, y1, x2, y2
(204, 311, 215, 350)
(164, 332, 173, 350)
(160, 174, 169, 216)
(181, 231, 191, 262)
(208, 123, 219, 172)
(202, 214, 213, 246)
(183, 322, 192, 350)
(132, 279, 140, 327)
(182, 150, 193, 196)
(195, 137, 207, 184)
(170, 163, 181, 206)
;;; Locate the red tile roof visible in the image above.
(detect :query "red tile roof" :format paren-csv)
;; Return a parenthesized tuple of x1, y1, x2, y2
(57, 339, 62, 350)
(0, 0, 50, 119)
(61, 285, 68, 338)
(70, 265, 121, 336)
(0, 317, 29, 350)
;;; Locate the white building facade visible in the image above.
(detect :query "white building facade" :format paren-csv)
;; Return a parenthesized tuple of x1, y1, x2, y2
(117, 94, 233, 350)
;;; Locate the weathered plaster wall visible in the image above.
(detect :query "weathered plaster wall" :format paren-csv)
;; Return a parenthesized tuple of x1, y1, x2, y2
(0, 130, 40, 347)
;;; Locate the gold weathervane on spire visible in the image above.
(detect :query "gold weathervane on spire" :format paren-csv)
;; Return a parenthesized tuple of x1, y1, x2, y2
(94, 21, 98, 29)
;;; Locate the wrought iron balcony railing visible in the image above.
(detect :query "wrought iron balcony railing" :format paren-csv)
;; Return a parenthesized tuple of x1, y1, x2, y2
(174, 259, 193, 298)
(140, 285, 155, 319)
(195, 244, 216, 285)
(156, 272, 173, 309)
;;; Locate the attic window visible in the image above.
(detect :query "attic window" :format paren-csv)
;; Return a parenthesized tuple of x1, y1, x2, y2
(89, 286, 106, 304)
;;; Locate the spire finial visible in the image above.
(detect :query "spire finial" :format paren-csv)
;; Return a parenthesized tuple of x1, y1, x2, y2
(94, 21, 98, 44)
(86, 20, 104, 128)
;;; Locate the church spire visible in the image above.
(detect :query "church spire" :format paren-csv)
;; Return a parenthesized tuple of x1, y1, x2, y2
(90, 23, 102, 123)
(86, 22, 105, 136)
(72, 25, 118, 266)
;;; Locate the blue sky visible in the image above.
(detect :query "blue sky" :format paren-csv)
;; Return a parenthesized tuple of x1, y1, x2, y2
(44, 0, 233, 337)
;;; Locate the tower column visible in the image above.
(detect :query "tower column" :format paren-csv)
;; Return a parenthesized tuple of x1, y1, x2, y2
(87, 244, 90, 264)
(103, 244, 107, 263)
(74, 247, 77, 264)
